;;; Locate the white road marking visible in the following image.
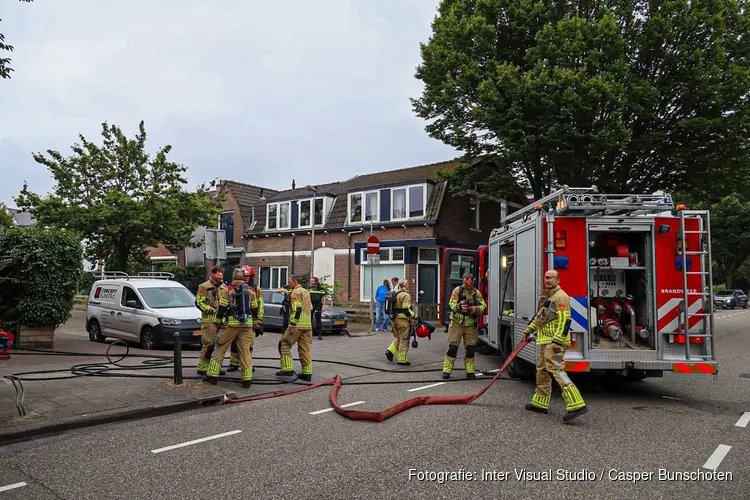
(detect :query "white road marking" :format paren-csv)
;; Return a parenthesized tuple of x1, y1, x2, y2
(0, 482, 27, 493)
(735, 412, 750, 428)
(407, 382, 445, 392)
(151, 430, 241, 454)
(309, 401, 364, 415)
(702, 444, 731, 471)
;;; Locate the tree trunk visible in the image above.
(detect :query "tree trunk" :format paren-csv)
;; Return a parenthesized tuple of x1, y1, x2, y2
(116, 237, 128, 272)
(725, 265, 734, 289)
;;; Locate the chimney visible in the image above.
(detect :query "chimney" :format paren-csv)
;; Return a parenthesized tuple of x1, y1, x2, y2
(292, 179, 296, 190)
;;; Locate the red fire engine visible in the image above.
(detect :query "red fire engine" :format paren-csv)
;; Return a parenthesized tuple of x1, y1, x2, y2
(440, 186, 717, 381)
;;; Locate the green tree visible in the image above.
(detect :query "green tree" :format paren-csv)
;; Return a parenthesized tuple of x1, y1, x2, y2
(0, 202, 13, 228)
(1, 0, 33, 80)
(412, 0, 750, 199)
(693, 194, 750, 289)
(15, 120, 223, 271)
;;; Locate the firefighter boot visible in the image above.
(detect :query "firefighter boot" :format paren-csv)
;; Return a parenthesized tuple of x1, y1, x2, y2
(561, 385, 588, 422)
(465, 345, 476, 379)
(299, 362, 313, 382)
(277, 354, 296, 377)
(397, 351, 410, 366)
(205, 358, 225, 386)
(526, 393, 550, 414)
(385, 340, 397, 362)
(442, 344, 458, 379)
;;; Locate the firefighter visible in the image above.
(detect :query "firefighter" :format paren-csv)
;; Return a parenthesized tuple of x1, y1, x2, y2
(523, 269, 588, 422)
(206, 267, 258, 388)
(228, 265, 264, 372)
(308, 276, 327, 340)
(385, 279, 415, 366)
(277, 283, 293, 333)
(195, 265, 227, 378)
(442, 272, 486, 379)
(277, 275, 314, 381)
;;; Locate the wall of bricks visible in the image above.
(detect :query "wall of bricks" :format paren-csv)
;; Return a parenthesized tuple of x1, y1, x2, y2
(435, 193, 503, 245)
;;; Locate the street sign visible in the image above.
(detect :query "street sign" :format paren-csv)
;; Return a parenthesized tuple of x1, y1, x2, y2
(366, 235, 380, 254)
(204, 229, 227, 260)
(367, 254, 380, 265)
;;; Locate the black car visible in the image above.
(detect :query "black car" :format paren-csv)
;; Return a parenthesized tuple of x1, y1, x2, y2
(714, 289, 748, 309)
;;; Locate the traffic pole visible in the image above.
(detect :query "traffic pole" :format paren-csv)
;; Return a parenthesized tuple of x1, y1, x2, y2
(369, 220, 374, 332)
(173, 332, 183, 385)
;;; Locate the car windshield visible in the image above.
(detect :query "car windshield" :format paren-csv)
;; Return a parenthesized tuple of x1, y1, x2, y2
(138, 287, 196, 309)
(716, 291, 732, 296)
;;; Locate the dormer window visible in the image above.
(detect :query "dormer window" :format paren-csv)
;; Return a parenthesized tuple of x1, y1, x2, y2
(266, 202, 291, 230)
(392, 185, 425, 220)
(348, 190, 379, 224)
(299, 198, 324, 227)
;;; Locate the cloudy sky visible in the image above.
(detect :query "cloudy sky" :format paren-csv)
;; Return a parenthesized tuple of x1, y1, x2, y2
(0, 0, 458, 206)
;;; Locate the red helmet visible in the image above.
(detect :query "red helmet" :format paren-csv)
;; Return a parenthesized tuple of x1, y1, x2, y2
(243, 265, 255, 279)
(416, 323, 430, 338)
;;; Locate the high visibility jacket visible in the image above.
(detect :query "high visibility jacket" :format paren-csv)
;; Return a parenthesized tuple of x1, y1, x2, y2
(289, 285, 313, 328)
(308, 284, 327, 309)
(226, 280, 258, 327)
(196, 279, 227, 324)
(393, 290, 415, 321)
(249, 282, 264, 322)
(449, 286, 486, 327)
(526, 285, 572, 347)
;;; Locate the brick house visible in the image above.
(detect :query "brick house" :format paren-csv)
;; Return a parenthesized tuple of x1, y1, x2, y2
(148, 180, 278, 276)
(242, 158, 528, 313)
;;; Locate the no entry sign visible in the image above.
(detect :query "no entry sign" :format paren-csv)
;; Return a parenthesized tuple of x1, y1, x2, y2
(366, 235, 380, 254)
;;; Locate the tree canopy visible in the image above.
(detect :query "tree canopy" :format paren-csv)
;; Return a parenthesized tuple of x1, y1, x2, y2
(0, 203, 13, 228)
(1, 0, 33, 80)
(15, 120, 223, 271)
(412, 0, 750, 199)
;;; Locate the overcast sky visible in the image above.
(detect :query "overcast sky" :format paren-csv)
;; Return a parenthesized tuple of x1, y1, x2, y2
(0, 0, 458, 206)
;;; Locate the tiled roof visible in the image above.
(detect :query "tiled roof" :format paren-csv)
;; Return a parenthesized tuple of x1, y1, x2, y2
(219, 180, 279, 227)
(244, 157, 514, 235)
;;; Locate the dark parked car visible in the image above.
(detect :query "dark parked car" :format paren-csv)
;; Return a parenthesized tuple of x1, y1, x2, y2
(261, 289, 349, 333)
(714, 289, 748, 309)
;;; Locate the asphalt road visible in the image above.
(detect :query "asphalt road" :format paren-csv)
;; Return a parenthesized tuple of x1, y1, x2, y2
(1, 308, 747, 499)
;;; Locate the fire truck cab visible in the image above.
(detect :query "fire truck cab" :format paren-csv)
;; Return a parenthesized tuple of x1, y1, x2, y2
(440, 186, 718, 381)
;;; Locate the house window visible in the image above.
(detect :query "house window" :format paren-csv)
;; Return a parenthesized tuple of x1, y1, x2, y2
(360, 246, 405, 301)
(470, 196, 480, 230)
(419, 248, 438, 262)
(266, 202, 291, 230)
(259, 266, 289, 290)
(299, 198, 324, 227)
(348, 191, 379, 224)
(392, 184, 426, 220)
(219, 211, 234, 246)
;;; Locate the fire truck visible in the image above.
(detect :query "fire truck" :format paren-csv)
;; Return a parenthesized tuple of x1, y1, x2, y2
(439, 186, 718, 381)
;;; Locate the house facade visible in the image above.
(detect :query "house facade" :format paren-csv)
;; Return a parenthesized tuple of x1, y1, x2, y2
(148, 180, 278, 277)
(242, 158, 528, 308)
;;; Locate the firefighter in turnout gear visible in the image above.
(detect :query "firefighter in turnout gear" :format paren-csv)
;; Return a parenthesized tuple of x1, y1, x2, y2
(308, 276, 327, 340)
(228, 265, 264, 372)
(443, 272, 486, 379)
(277, 284, 293, 334)
(206, 268, 259, 388)
(385, 279, 415, 366)
(523, 270, 588, 422)
(195, 265, 228, 377)
(277, 275, 314, 381)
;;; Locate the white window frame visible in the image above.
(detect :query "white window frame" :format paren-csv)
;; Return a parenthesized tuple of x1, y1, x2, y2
(259, 266, 289, 289)
(298, 197, 325, 228)
(469, 195, 480, 231)
(391, 183, 426, 221)
(360, 246, 405, 302)
(266, 201, 291, 231)
(348, 190, 380, 225)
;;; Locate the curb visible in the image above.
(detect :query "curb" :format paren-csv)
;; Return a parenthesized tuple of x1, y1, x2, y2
(346, 330, 379, 338)
(0, 391, 236, 447)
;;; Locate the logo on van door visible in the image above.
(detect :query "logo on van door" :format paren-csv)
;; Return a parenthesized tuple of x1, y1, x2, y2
(97, 287, 118, 300)
(660, 288, 698, 294)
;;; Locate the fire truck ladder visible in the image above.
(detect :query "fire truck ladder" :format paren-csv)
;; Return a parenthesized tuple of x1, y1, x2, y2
(677, 209, 715, 360)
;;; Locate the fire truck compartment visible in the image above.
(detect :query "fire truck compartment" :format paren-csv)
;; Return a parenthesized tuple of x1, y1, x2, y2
(587, 225, 655, 351)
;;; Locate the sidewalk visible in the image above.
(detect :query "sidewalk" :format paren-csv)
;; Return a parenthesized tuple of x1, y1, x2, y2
(1, 311, 499, 444)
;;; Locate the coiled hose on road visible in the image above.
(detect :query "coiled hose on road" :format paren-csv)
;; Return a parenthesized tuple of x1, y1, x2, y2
(3, 338, 529, 421)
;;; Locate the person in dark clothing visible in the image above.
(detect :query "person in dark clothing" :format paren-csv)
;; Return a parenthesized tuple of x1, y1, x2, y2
(308, 276, 327, 340)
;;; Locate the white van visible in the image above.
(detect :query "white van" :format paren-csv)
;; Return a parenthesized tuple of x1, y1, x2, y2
(85, 271, 203, 350)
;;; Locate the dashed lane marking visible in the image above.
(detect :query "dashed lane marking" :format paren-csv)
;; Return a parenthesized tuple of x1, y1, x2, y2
(735, 412, 750, 428)
(702, 444, 731, 471)
(0, 482, 27, 493)
(407, 382, 445, 392)
(309, 401, 364, 415)
(151, 430, 242, 454)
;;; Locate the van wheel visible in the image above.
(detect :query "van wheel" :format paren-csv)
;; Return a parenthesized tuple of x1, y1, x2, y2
(140, 326, 160, 350)
(88, 320, 105, 342)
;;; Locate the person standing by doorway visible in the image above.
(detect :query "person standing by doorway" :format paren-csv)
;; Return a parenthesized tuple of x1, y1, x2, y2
(375, 279, 390, 331)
